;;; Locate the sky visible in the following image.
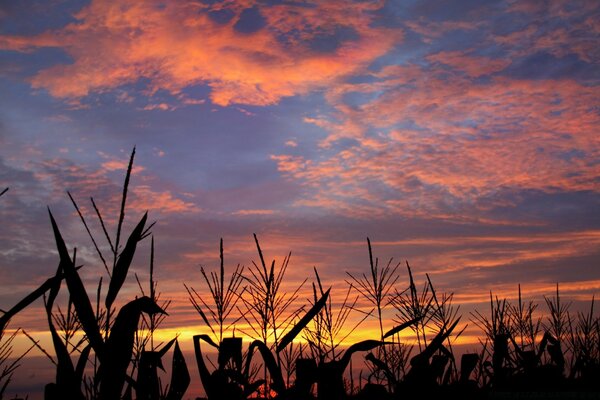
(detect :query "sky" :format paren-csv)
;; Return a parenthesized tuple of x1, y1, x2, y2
(1, 0, 600, 397)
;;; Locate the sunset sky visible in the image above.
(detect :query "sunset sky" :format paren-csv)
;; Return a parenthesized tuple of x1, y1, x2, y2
(1, 0, 600, 397)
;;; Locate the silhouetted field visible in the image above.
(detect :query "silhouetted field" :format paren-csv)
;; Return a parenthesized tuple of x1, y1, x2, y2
(1, 151, 599, 400)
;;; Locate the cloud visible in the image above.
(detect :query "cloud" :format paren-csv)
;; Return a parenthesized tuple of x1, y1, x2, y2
(0, 0, 401, 106)
(32, 157, 198, 217)
(232, 209, 276, 216)
(426, 51, 511, 77)
(498, 1, 600, 64)
(272, 59, 600, 220)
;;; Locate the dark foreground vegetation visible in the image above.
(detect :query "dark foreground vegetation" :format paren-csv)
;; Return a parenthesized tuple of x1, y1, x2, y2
(1, 150, 599, 400)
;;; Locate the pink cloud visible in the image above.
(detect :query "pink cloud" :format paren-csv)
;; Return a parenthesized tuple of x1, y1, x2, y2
(426, 51, 511, 77)
(0, 0, 401, 106)
(272, 63, 600, 219)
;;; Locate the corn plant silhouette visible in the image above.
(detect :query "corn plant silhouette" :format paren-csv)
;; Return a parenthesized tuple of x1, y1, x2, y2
(36, 148, 189, 400)
(6, 152, 600, 400)
(189, 236, 332, 399)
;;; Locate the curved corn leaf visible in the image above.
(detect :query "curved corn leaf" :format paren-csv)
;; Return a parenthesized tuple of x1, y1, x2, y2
(383, 316, 423, 339)
(197, 334, 219, 349)
(245, 340, 285, 394)
(45, 265, 84, 400)
(340, 340, 387, 372)
(49, 209, 104, 357)
(105, 212, 148, 311)
(277, 288, 330, 353)
(99, 296, 166, 400)
(193, 335, 214, 398)
(75, 344, 92, 385)
(165, 340, 190, 400)
(365, 352, 397, 385)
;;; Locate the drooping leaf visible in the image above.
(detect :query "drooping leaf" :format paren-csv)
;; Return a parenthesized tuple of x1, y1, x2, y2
(105, 212, 148, 311)
(99, 296, 166, 400)
(166, 340, 190, 400)
(383, 316, 423, 339)
(48, 209, 104, 356)
(277, 288, 330, 353)
(340, 340, 387, 372)
(245, 340, 285, 394)
(197, 334, 219, 349)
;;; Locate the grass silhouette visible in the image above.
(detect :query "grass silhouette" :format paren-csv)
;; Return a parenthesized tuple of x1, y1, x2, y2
(0, 154, 599, 399)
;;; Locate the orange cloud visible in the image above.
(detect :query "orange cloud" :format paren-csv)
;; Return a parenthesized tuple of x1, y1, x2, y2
(0, 0, 401, 106)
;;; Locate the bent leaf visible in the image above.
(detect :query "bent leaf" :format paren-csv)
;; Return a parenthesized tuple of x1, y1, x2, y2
(245, 340, 285, 394)
(340, 340, 387, 372)
(99, 296, 166, 400)
(193, 335, 214, 398)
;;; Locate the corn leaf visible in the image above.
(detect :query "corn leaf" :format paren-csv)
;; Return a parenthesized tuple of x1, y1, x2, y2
(105, 212, 148, 311)
(277, 288, 330, 353)
(340, 340, 386, 372)
(165, 340, 190, 400)
(193, 335, 214, 398)
(99, 296, 166, 400)
(48, 209, 104, 356)
(383, 316, 423, 339)
(0, 266, 69, 335)
(45, 265, 84, 399)
(245, 340, 285, 394)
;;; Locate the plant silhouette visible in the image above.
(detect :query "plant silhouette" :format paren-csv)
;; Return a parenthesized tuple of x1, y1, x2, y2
(1, 155, 599, 400)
